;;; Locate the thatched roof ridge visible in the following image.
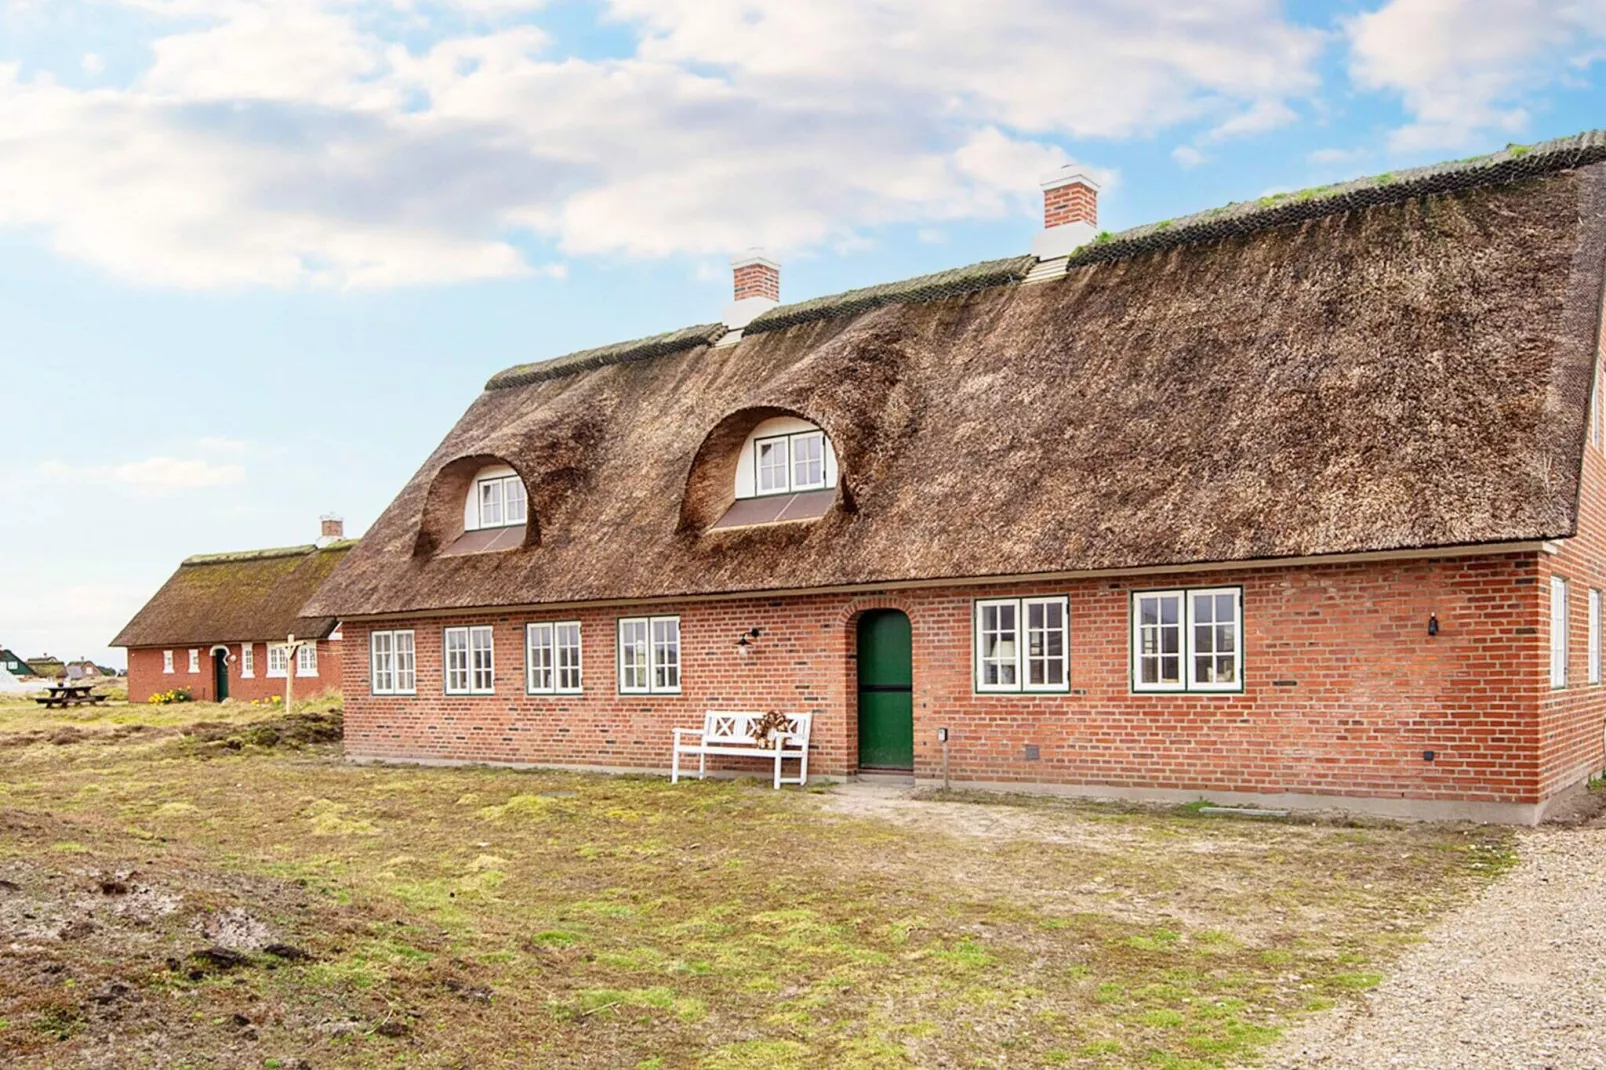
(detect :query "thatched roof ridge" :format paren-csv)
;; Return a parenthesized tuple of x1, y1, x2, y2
(1065, 129, 1606, 270)
(307, 160, 1606, 619)
(183, 539, 357, 566)
(113, 542, 353, 648)
(487, 323, 726, 390)
(742, 255, 1036, 335)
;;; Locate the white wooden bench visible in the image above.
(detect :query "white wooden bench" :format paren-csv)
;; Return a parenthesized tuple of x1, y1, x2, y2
(671, 711, 812, 790)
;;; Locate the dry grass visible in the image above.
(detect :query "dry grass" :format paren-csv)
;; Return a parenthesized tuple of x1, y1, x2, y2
(0, 701, 1514, 1069)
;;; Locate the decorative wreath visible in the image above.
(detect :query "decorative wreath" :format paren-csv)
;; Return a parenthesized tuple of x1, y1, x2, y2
(748, 710, 793, 750)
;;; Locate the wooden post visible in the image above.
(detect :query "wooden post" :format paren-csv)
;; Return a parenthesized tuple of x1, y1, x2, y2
(284, 633, 296, 715)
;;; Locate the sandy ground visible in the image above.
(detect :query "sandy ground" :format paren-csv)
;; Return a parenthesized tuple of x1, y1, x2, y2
(1269, 826, 1606, 1070)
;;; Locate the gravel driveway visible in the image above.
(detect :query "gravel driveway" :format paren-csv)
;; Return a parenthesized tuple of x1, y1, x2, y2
(1271, 826, 1606, 1069)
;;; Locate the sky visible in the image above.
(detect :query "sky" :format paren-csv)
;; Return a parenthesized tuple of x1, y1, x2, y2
(4, 0, 1606, 668)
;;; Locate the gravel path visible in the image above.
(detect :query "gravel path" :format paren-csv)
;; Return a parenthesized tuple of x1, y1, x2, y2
(1271, 826, 1606, 1069)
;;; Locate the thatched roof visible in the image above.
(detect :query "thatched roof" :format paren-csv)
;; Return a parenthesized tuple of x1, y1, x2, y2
(306, 137, 1606, 619)
(113, 542, 355, 648)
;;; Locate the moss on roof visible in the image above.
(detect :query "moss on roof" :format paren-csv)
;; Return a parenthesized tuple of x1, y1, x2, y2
(113, 542, 354, 648)
(1063, 130, 1606, 271)
(486, 323, 727, 391)
(183, 540, 358, 566)
(742, 255, 1037, 335)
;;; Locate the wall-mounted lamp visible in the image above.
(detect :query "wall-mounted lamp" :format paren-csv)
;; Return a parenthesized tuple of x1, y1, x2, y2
(1427, 613, 1439, 637)
(735, 627, 763, 657)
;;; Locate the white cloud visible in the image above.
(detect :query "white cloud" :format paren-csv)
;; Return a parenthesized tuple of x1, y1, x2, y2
(80, 52, 103, 74)
(42, 456, 246, 492)
(1171, 145, 1207, 168)
(0, 0, 1324, 288)
(1308, 146, 1368, 166)
(1347, 0, 1606, 153)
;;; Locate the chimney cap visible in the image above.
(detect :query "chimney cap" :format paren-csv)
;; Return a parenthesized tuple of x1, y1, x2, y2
(1040, 166, 1101, 193)
(730, 247, 780, 270)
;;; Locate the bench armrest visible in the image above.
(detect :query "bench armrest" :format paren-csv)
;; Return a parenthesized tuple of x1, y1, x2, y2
(672, 727, 705, 741)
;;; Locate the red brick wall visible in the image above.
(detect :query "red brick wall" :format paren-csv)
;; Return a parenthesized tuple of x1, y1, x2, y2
(127, 638, 343, 704)
(1538, 345, 1606, 797)
(344, 550, 1557, 808)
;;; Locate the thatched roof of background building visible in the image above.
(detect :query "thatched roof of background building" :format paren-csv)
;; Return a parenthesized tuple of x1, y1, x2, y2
(306, 137, 1606, 619)
(114, 542, 355, 648)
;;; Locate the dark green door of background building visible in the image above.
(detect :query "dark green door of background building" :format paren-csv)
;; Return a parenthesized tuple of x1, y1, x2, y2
(212, 650, 229, 702)
(857, 610, 913, 770)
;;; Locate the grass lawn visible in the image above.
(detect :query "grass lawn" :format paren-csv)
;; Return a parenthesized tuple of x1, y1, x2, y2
(0, 696, 1514, 1068)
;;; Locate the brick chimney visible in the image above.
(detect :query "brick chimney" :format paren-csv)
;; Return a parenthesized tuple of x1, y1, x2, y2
(722, 249, 781, 330)
(1032, 166, 1101, 261)
(317, 514, 344, 547)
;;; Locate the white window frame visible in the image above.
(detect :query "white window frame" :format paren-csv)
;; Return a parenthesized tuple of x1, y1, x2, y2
(445, 625, 495, 696)
(162, 649, 174, 674)
(240, 643, 254, 678)
(753, 431, 829, 496)
(973, 597, 1069, 693)
(295, 642, 318, 678)
(618, 616, 681, 695)
(526, 621, 583, 695)
(476, 474, 527, 530)
(187, 648, 199, 674)
(266, 643, 289, 679)
(1131, 587, 1244, 694)
(369, 629, 416, 696)
(1590, 589, 1602, 686)
(1553, 576, 1570, 689)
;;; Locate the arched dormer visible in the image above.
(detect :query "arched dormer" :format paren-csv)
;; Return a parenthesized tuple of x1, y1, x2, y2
(413, 455, 537, 558)
(681, 408, 845, 533)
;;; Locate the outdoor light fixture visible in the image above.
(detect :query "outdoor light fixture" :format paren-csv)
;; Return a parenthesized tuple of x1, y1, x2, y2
(735, 627, 763, 656)
(1428, 613, 1439, 637)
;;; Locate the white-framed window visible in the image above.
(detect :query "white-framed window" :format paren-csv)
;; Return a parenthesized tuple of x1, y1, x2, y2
(240, 643, 254, 678)
(1132, 587, 1243, 693)
(162, 650, 174, 674)
(974, 597, 1069, 693)
(188, 649, 200, 674)
(754, 431, 828, 496)
(618, 616, 680, 694)
(527, 622, 583, 694)
(1590, 589, 1602, 686)
(1553, 576, 1570, 689)
(369, 629, 416, 695)
(477, 475, 527, 529)
(296, 643, 318, 677)
(266, 643, 289, 678)
(445, 626, 495, 695)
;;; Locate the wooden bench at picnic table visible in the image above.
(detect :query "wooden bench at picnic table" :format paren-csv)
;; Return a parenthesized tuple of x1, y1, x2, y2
(34, 684, 107, 709)
(671, 711, 812, 790)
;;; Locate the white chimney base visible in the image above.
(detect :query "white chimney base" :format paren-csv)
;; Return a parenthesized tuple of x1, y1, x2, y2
(1032, 220, 1098, 261)
(722, 296, 779, 330)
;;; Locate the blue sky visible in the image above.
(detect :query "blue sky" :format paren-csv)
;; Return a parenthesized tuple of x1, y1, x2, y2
(4, 0, 1606, 667)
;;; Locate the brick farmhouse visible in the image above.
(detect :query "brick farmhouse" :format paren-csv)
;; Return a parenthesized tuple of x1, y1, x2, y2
(306, 132, 1606, 823)
(115, 519, 351, 704)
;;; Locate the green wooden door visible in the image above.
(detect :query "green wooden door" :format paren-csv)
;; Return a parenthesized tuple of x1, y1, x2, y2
(857, 610, 913, 770)
(212, 650, 229, 702)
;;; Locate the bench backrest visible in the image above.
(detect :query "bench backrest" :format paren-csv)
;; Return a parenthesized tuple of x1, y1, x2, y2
(702, 710, 812, 746)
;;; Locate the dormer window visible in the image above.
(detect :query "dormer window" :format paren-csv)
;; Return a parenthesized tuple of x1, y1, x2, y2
(439, 463, 530, 555)
(707, 416, 839, 530)
(477, 474, 527, 529)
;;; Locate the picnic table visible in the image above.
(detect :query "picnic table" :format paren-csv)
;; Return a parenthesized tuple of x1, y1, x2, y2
(34, 683, 106, 709)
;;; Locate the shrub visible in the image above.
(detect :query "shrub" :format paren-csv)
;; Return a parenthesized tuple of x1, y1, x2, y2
(147, 688, 193, 705)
